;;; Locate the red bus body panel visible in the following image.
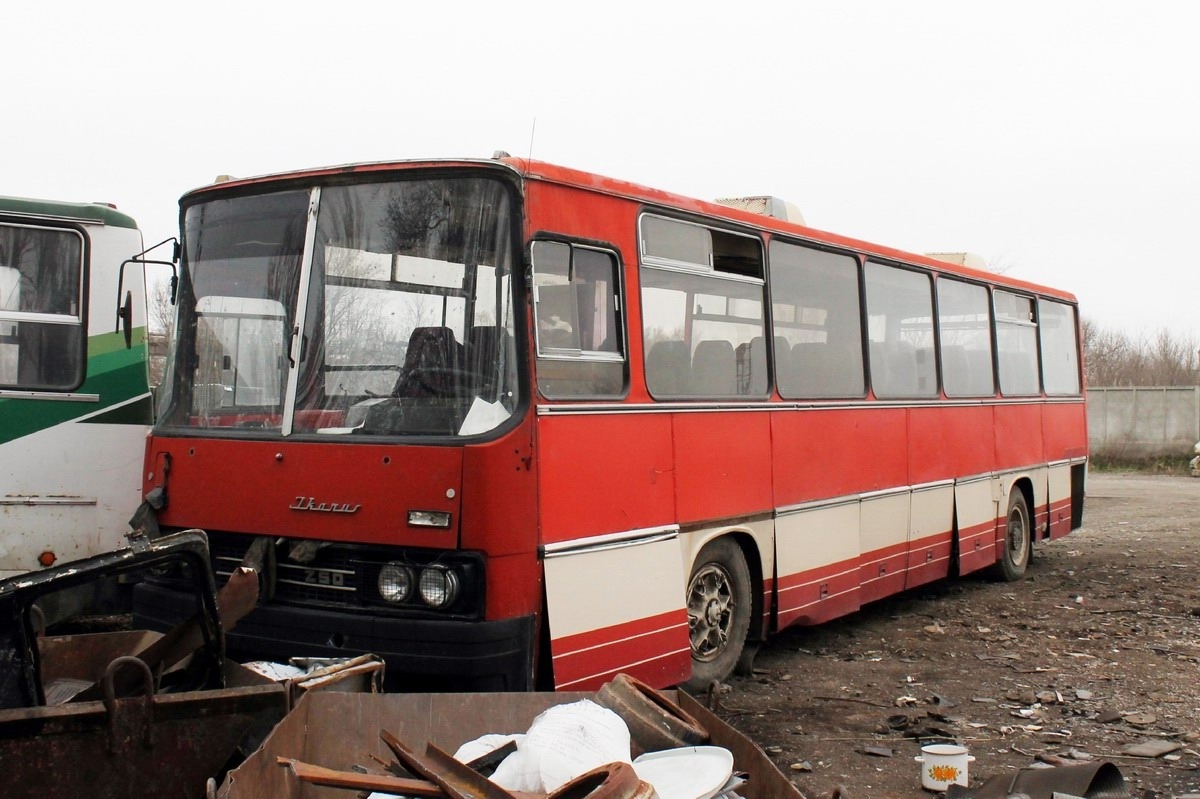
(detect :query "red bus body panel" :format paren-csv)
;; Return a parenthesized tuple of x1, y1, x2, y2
(144, 157, 1087, 693)
(146, 438, 463, 548)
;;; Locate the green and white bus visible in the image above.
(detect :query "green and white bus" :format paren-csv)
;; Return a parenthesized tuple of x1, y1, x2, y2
(0, 195, 153, 579)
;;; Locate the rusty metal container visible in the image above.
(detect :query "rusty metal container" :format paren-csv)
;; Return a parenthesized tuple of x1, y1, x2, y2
(219, 689, 804, 798)
(0, 531, 289, 799)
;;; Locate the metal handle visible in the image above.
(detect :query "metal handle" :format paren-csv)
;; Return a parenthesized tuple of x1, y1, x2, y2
(102, 656, 156, 752)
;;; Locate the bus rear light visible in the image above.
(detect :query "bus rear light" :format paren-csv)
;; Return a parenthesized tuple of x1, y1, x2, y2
(378, 562, 415, 603)
(418, 566, 460, 608)
(408, 510, 451, 528)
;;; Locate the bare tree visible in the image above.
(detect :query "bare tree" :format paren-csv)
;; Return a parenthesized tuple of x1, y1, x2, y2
(1083, 318, 1199, 387)
(146, 280, 175, 387)
(149, 279, 175, 336)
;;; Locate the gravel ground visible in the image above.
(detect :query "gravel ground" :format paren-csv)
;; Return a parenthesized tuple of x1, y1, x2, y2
(714, 472, 1200, 798)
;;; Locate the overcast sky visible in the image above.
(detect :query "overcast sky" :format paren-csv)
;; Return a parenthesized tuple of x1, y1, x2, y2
(5, 2, 1198, 340)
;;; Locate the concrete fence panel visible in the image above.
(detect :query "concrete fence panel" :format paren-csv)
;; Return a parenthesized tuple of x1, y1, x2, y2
(1087, 386, 1200, 458)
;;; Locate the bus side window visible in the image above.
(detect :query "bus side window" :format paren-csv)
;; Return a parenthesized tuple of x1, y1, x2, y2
(995, 290, 1040, 396)
(1038, 298, 1081, 396)
(0, 224, 85, 391)
(531, 240, 626, 399)
(938, 278, 995, 398)
(864, 261, 936, 400)
(0, 265, 18, 383)
(769, 240, 864, 399)
(639, 216, 767, 401)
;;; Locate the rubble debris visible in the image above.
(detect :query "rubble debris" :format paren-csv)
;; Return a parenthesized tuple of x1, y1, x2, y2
(856, 745, 893, 758)
(1121, 739, 1183, 758)
(1121, 711, 1157, 727)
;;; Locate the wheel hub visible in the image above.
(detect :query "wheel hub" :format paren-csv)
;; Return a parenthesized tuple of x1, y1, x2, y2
(705, 598, 723, 626)
(688, 564, 735, 662)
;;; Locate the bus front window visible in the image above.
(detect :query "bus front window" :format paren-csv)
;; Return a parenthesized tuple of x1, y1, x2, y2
(159, 190, 307, 430)
(159, 177, 519, 439)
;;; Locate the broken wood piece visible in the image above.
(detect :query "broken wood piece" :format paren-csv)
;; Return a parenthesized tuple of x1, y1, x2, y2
(279, 757, 544, 798)
(277, 757, 448, 796)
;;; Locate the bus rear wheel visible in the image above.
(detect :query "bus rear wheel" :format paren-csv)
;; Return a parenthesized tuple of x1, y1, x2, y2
(684, 538, 751, 692)
(993, 489, 1031, 582)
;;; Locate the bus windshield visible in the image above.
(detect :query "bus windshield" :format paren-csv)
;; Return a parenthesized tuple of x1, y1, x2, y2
(158, 176, 519, 438)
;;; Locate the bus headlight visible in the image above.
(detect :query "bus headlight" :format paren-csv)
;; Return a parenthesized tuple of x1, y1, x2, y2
(418, 566, 460, 608)
(378, 562, 414, 603)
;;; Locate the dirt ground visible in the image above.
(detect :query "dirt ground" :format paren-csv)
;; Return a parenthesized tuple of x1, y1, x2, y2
(715, 472, 1200, 798)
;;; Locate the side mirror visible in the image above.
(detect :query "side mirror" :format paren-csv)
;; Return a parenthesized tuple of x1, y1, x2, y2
(119, 290, 134, 349)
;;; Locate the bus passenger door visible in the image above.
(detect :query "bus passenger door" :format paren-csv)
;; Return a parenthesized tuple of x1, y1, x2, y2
(859, 488, 910, 604)
(542, 530, 691, 691)
(954, 475, 999, 575)
(906, 480, 955, 589)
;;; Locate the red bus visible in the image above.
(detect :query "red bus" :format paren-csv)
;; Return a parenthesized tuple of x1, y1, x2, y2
(133, 156, 1087, 692)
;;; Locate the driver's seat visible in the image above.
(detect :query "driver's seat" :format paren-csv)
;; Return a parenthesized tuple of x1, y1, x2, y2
(393, 326, 462, 397)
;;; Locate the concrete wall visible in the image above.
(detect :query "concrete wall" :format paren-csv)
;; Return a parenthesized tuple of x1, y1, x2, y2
(1088, 387, 1200, 458)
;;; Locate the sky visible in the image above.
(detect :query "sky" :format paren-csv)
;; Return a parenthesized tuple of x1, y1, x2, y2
(4, 1, 1198, 340)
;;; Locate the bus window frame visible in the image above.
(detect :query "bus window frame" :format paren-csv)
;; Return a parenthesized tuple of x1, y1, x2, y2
(530, 236, 629, 401)
(934, 274, 998, 399)
(1036, 297, 1083, 397)
(0, 220, 88, 393)
(766, 236, 868, 400)
(637, 211, 767, 401)
(863, 259, 938, 400)
(993, 288, 1043, 398)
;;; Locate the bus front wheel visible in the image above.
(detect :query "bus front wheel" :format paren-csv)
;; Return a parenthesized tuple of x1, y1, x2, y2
(684, 538, 751, 692)
(994, 489, 1031, 582)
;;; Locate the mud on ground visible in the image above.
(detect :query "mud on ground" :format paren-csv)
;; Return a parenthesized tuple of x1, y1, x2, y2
(714, 472, 1200, 798)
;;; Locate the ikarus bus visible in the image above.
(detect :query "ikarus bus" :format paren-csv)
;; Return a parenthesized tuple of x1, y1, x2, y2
(0, 195, 154, 582)
(132, 157, 1087, 692)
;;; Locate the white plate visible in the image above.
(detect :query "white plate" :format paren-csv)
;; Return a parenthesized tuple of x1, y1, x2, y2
(632, 746, 735, 799)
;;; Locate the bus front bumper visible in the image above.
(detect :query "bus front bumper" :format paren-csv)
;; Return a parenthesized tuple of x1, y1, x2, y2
(132, 583, 536, 691)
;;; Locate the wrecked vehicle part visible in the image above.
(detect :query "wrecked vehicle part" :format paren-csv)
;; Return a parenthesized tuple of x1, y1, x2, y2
(0, 530, 289, 799)
(0, 530, 223, 709)
(0, 677, 285, 799)
(69, 563, 259, 704)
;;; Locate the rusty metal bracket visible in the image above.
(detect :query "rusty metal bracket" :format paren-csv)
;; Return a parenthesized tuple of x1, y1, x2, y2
(423, 742, 522, 799)
(381, 729, 519, 799)
(102, 656, 155, 753)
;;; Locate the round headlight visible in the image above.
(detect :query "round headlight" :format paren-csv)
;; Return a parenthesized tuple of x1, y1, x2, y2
(418, 567, 460, 608)
(378, 562, 414, 603)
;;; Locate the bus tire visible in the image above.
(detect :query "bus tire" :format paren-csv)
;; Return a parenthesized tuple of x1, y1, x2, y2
(993, 489, 1031, 582)
(683, 538, 751, 692)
